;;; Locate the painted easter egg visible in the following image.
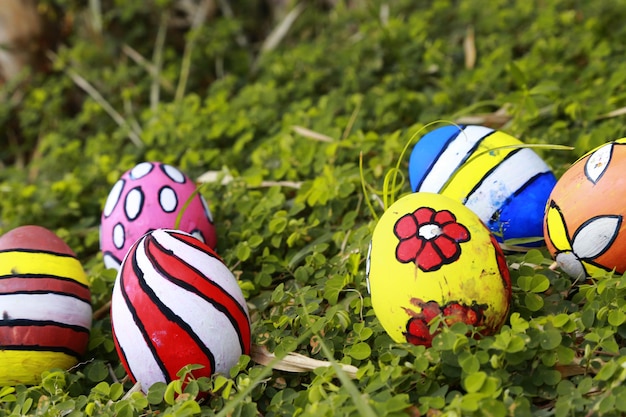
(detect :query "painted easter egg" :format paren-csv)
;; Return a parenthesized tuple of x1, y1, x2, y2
(544, 138, 626, 279)
(111, 229, 250, 390)
(366, 192, 511, 346)
(408, 125, 557, 246)
(100, 161, 217, 270)
(0, 225, 92, 385)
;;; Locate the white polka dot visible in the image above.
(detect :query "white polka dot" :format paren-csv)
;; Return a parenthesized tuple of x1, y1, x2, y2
(113, 223, 125, 249)
(191, 229, 205, 243)
(200, 195, 214, 222)
(162, 164, 186, 184)
(103, 253, 122, 270)
(130, 162, 154, 180)
(125, 187, 144, 220)
(159, 186, 178, 213)
(103, 180, 125, 217)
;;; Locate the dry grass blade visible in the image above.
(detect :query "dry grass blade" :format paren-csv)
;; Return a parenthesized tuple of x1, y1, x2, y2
(121, 43, 174, 93)
(121, 382, 142, 400)
(198, 172, 303, 189)
(379, 3, 389, 26)
(455, 113, 511, 128)
(197, 170, 234, 185)
(258, 181, 302, 189)
(197, 170, 302, 188)
(175, 0, 214, 104)
(93, 300, 112, 320)
(260, 3, 305, 53)
(596, 106, 626, 120)
(217, 0, 248, 47)
(250, 344, 358, 378)
(252, 3, 304, 73)
(47, 51, 143, 147)
(89, 0, 102, 35)
(292, 125, 334, 142)
(464, 26, 476, 69)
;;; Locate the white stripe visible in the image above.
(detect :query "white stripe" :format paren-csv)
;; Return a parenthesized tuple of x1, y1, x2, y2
(153, 230, 248, 313)
(111, 277, 166, 388)
(418, 125, 494, 192)
(136, 238, 244, 374)
(0, 293, 91, 329)
(465, 148, 550, 222)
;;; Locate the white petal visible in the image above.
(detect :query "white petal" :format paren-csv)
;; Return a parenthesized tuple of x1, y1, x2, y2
(556, 252, 586, 279)
(572, 215, 622, 259)
(584, 143, 613, 184)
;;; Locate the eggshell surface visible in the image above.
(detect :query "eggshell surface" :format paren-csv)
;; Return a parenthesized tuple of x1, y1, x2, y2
(366, 193, 511, 346)
(408, 125, 557, 246)
(100, 162, 217, 270)
(111, 229, 250, 391)
(544, 138, 626, 279)
(0, 225, 92, 385)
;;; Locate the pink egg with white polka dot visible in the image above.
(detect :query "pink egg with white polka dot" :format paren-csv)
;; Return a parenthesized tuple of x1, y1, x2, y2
(100, 162, 217, 270)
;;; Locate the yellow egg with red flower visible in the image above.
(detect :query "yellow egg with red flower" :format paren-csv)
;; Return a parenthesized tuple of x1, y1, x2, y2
(366, 192, 511, 346)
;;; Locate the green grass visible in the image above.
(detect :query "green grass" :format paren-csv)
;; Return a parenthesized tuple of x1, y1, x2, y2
(3, 1, 626, 416)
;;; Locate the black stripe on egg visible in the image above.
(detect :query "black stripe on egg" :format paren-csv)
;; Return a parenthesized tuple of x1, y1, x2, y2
(121, 239, 217, 380)
(0, 319, 90, 358)
(415, 125, 496, 192)
(463, 148, 525, 201)
(147, 234, 249, 353)
(190, 229, 206, 243)
(507, 171, 545, 199)
(0, 248, 78, 257)
(115, 253, 169, 383)
(0, 274, 91, 304)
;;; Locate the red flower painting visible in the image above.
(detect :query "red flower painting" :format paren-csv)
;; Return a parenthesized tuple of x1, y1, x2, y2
(403, 298, 487, 347)
(394, 207, 470, 272)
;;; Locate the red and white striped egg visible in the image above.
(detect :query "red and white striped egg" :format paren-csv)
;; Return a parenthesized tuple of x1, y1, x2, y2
(110, 229, 250, 390)
(100, 162, 217, 270)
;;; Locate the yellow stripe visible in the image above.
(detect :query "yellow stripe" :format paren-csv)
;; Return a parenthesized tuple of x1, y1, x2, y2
(0, 251, 89, 286)
(0, 351, 77, 385)
(583, 262, 605, 278)
(545, 204, 572, 251)
(441, 131, 521, 201)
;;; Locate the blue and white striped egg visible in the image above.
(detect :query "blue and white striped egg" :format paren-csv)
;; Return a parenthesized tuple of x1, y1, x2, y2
(408, 125, 557, 246)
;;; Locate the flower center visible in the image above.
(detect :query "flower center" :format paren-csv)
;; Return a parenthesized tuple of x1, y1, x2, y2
(418, 223, 442, 240)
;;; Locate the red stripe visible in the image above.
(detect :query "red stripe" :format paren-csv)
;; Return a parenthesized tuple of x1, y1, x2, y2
(0, 324, 88, 357)
(168, 231, 221, 259)
(111, 319, 137, 383)
(146, 235, 251, 354)
(121, 247, 215, 381)
(0, 276, 90, 302)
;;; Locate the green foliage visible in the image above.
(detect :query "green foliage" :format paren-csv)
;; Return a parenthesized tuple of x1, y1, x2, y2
(4, 0, 626, 416)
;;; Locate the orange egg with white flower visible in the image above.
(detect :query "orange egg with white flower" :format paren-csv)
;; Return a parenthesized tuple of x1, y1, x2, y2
(366, 192, 511, 346)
